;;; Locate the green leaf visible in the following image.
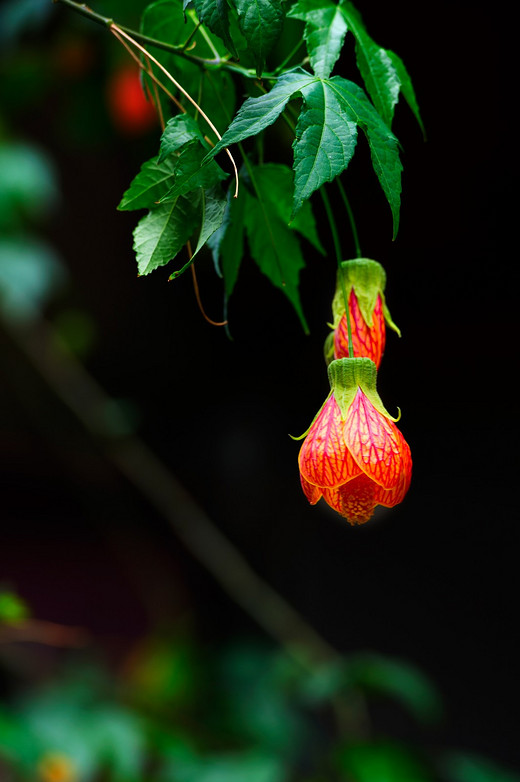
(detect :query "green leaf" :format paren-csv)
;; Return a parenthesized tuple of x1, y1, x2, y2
(208, 186, 246, 297)
(0, 237, 65, 323)
(231, 0, 285, 77)
(158, 114, 205, 162)
(206, 69, 402, 236)
(118, 156, 177, 211)
(292, 77, 358, 216)
(338, 1, 400, 128)
(288, 1, 423, 132)
(214, 641, 307, 754)
(328, 76, 402, 237)
(287, 0, 348, 78)
(0, 140, 58, 229)
(0, 707, 41, 767)
(387, 49, 425, 137)
(159, 142, 228, 202)
(0, 589, 30, 624)
(192, 0, 238, 58)
(336, 741, 433, 782)
(169, 750, 286, 782)
(187, 186, 228, 262)
(133, 194, 200, 275)
(250, 163, 324, 253)
(16, 673, 147, 782)
(141, 0, 189, 44)
(207, 70, 317, 157)
(344, 653, 442, 724)
(243, 169, 308, 331)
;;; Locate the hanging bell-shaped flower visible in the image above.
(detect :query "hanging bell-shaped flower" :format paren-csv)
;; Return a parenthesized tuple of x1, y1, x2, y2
(298, 357, 412, 525)
(329, 258, 400, 368)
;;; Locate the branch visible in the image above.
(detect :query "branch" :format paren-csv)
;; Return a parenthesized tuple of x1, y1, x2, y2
(53, 0, 216, 64)
(2, 315, 338, 667)
(0, 619, 88, 648)
(52, 0, 260, 78)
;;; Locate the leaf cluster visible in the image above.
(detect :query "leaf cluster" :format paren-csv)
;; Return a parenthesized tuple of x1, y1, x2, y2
(116, 0, 423, 328)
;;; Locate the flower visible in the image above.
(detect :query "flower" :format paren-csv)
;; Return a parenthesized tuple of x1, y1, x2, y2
(326, 258, 400, 368)
(298, 357, 412, 525)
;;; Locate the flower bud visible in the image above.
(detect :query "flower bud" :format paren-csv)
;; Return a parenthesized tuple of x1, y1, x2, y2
(329, 258, 400, 368)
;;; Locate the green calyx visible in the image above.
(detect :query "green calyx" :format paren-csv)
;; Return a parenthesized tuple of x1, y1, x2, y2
(331, 258, 401, 337)
(328, 357, 399, 422)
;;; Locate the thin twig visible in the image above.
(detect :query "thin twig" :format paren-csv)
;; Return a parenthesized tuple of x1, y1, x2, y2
(111, 24, 239, 198)
(191, 262, 228, 326)
(110, 27, 184, 118)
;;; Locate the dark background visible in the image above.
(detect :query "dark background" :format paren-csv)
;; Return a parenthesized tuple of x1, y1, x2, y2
(1, 0, 518, 773)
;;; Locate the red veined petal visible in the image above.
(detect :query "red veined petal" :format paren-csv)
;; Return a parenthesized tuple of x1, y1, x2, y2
(334, 292, 386, 368)
(300, 473, 323, 505)
(373, 432, 412, 506)
(344, 389, 406, 490)
(323, 474, 377, 525)
(299, 395, 362, 489)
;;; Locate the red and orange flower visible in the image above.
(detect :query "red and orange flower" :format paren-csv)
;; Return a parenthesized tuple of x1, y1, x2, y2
(298, 357, 412, 525)
(325, 258, 400, 368)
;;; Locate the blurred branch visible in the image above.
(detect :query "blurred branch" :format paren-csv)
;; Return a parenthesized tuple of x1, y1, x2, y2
(0, 618, 88, 647)
(1, 316, 339, 668)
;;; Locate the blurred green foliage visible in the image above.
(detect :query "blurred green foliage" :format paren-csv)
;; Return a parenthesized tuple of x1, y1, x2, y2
(0, 139, 65, 322)
(2, 617, 519, 782)
(0, 589, 30, 625)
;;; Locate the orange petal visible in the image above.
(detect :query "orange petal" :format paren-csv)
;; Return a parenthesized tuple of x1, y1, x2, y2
(334, 292, 386, 368)
(300, 473, 322, 505)
(323, 474, 377, 525)
(299, 395, 362, 488)
(344, 389, 406, 490)
(373, 433, 412, 506)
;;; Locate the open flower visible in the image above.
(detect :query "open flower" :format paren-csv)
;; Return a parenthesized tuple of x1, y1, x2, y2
(325, 258, 400, 368)
(298, 357, 412, 525)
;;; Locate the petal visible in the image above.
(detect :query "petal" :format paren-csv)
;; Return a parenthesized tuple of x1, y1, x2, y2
(344, 389, 407, 490)
(373, 433, 412, 506)
(300, 473, 322, 505)
(334, 292, 386, 368)
(323, 474, 377, 525)
(299, 395, 362, 488)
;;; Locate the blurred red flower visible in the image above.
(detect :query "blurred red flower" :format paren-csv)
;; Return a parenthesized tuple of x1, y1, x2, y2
(106, 65, 157, 136)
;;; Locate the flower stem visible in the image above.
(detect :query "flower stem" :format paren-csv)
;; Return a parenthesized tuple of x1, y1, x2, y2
(273, 38, 305, 75)
(320, 186, 354, 358)
(337, 178, 362, 258)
